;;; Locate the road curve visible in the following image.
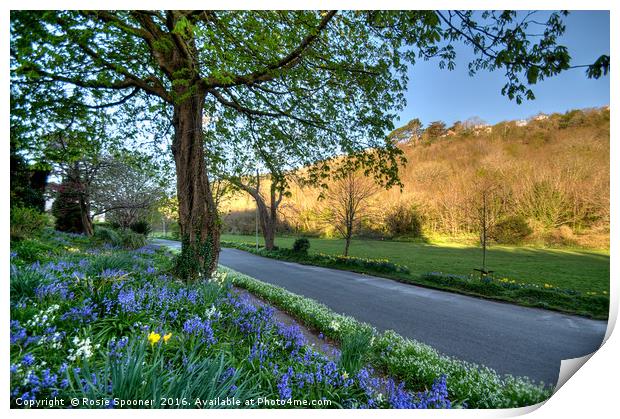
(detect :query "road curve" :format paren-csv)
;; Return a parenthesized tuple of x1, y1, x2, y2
(151, 239, 608, 384)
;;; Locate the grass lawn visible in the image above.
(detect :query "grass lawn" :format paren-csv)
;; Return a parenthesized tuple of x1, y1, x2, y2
(220, 234, 609, 295)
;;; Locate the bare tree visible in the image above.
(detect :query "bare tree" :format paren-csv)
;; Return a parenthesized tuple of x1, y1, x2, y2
(463, 116, 488, 130)
(471, 171, 505, 277)
(325, 172, 379, 256)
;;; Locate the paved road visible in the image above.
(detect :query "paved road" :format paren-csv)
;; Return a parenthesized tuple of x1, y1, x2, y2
(152, 239, 607, 384)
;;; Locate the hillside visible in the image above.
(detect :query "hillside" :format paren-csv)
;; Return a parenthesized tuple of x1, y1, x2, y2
(221, 107, 610, 249)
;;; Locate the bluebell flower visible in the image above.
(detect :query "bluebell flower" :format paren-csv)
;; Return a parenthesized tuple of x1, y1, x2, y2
(22, 353, 35, 366)
(117, 288, 138, 313)
(182, 316, 216, 345)
(277, 367, 294, 399)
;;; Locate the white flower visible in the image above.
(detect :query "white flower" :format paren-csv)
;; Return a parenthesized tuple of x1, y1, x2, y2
(205, 305, 220, 319)
(209, 271, 228, 287)
(67, 336, 95, 361)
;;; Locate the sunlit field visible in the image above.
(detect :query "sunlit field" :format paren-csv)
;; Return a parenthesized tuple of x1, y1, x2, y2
(220, 234, 609, 295)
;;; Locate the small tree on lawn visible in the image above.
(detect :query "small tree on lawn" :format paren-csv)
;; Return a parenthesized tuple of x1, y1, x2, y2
(206, 126, 298, 251)
(325, 172, 379, 257)
(472, 169, 506, 277)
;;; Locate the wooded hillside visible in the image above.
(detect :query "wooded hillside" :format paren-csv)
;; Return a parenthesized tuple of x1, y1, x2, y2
(222, 107, 610, 249)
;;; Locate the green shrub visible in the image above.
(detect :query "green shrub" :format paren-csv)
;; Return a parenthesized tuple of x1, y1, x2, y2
(10, 206, 48, 241)
(93, 222, 115, 230)
(491, 216, 532, 244)
(93, 227, 122, 247)
(292, 237, 310, 254)
(119, 230, 148, 249)
(558, 109, 586, 129)
(130, 220, 152, 236)
(92, 226, 147, 250)
(419, 272, 608, 319)
(384, 202, 424, 238)
(358, 219, 387, 239)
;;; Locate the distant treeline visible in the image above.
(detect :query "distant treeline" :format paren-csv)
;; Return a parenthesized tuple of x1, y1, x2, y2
(221, 107, 610, 248)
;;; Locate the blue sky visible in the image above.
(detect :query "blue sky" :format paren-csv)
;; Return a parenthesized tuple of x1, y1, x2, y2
(398, 11, 610, 127)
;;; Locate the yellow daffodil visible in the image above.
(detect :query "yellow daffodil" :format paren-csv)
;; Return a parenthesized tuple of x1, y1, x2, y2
(148, 332, 161, 346)
(163, 333, 172, 343)
(342, 371, 349, 380)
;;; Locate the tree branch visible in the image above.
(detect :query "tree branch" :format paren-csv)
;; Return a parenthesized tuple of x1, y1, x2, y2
(83, 88, 141, 109)
(201, 11, 337, 89)
(81, 10, 150, 39)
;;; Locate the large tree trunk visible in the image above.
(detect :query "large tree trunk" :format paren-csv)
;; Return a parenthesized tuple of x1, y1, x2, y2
(258, 202, 276, 250)
(238, 182, 279, 251)
(79, 195, 94, 236)
(251, 194, 275, 250)
(171, 92, 220, 281)
(260, 185, 281, 250)
(259, 194, 281, 250)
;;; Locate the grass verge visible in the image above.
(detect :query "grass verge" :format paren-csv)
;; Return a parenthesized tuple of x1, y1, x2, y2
(222, 241, 410, 274)
(220, 234, 609, 294)
(222, 240, 608, 319)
